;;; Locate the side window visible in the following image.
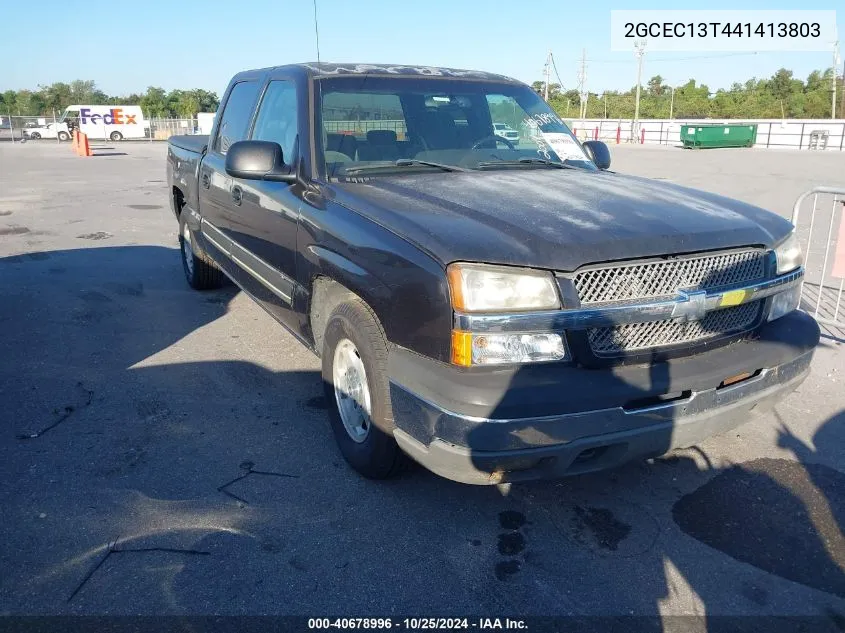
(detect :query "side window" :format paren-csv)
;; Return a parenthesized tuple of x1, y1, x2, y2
(251, 80, 298, 163)
(213, 81, 261, 155)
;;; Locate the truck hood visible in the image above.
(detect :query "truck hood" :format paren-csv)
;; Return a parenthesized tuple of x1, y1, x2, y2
(332, 169, 793, 271)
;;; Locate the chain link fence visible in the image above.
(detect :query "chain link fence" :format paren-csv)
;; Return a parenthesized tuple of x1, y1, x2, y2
(0, 114, 61, 143)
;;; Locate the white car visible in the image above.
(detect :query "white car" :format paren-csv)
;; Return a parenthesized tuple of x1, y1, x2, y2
(493, 122, 520, 144)
(23, 123, 64, 140)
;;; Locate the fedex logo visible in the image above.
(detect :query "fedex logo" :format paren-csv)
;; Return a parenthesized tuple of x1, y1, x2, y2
(80, 108, 137, 125)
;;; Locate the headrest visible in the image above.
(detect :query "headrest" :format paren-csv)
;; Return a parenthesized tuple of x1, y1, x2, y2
(366, 130, 397, 145)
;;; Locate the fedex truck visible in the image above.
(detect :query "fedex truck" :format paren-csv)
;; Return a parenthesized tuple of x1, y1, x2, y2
(24, 105, 148, 141)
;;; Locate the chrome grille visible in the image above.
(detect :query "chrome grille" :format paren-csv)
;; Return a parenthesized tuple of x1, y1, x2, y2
(587, 302, 762, 355)
(574, 250, 766, 305)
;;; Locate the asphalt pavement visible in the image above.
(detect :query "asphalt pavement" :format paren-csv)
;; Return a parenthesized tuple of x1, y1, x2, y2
(1, 140, 844, 622)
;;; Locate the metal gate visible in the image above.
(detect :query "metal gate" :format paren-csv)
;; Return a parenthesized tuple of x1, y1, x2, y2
(792, 186, 845, 330)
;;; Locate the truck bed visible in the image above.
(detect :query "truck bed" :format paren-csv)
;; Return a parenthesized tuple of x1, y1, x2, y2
(168, 134, 209, 153)
(167, 135, 209, 219)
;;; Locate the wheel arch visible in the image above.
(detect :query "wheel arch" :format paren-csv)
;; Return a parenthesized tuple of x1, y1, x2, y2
(308, 266, 390, 358)
(172, 185, 186, 218)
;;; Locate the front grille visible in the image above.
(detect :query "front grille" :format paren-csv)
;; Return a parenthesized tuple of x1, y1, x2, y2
(574, 250, 766, 305)
(572, 249, 768, 356)
(587, 301, 763, 356)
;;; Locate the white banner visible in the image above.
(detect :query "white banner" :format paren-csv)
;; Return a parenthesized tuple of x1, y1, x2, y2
(610, 10, 837, 52)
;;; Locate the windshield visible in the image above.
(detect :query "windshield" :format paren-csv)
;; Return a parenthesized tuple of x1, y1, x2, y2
(317, 76, 596, 178)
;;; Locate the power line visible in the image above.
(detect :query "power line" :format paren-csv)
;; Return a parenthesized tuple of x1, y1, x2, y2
(585, 51, 761, 64)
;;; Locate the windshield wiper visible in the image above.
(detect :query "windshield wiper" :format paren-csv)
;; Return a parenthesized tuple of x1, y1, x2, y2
(343, 159, 469, 175)
(477, 157, 579, 170)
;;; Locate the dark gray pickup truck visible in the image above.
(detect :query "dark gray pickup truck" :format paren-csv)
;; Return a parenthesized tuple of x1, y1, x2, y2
(167, 62, 818, 485)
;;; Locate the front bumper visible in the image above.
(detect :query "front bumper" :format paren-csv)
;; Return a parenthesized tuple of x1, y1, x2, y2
(389, 310, 819, 484)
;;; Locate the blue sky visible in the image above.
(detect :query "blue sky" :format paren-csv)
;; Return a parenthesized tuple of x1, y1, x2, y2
(2, 0, 842, 96)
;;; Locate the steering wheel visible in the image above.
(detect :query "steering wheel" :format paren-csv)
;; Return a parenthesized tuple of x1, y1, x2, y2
(472, 134, 516, 150)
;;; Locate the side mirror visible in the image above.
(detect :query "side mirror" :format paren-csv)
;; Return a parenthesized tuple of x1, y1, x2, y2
(225, 140, 295, 183)
(582, 140, 611, 170)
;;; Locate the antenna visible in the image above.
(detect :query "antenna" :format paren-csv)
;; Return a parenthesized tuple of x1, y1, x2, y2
(312, 0, 322, 64)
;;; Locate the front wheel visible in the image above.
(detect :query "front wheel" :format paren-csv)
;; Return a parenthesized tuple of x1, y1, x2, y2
(57, 131, 70, 142)
(110, 131, 123, 141)
(179, 215, 223, 290)
(322, 299, 406, 479)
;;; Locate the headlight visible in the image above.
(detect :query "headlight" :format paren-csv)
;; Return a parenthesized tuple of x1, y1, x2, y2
(767, 282, 802, 322)
(452, 330, 567, 366)
(774, 231, 803, 274)
(447, 263, 560, 312)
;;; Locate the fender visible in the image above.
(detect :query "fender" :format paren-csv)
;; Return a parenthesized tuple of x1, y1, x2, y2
(300, 244, 394, 324)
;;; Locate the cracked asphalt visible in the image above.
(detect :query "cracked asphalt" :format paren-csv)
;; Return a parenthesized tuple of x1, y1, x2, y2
(1, 140, 844, 619)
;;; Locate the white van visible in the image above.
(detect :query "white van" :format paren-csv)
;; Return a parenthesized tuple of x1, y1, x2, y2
(25, 105, 148, 141)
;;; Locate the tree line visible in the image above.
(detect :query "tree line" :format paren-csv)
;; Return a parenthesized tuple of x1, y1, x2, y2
(531, 67, 843, 121)
(3, 67, 841, 122)
(0, 80, 219, 118)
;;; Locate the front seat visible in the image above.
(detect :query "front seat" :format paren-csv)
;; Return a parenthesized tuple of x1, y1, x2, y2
(326, 132, 357, 160)
(418, 110, 459, 150)
(358, 130, 401, 161)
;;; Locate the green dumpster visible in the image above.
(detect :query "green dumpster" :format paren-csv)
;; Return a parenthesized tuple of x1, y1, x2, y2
(680, 124, 757, 149)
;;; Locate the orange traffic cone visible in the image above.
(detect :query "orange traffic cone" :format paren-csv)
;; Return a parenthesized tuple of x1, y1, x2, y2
(81, 133, 92, 157)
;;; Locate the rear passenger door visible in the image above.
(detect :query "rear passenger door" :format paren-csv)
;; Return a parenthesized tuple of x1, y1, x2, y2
(197, 80, 261, 276)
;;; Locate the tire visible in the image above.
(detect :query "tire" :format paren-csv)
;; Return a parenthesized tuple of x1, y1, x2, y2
(110, 131, 123, 141)
(322, 299, 406, 479)
(30, 132, 41, 140)
(57, 131, 70, 142)
(179, 214, 223, 290)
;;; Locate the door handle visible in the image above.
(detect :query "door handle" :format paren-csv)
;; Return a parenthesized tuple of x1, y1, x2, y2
(231, 185, 243, 206)
(201, 173, 210, 189)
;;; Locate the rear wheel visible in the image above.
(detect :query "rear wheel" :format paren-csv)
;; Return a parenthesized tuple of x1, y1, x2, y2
(30, 132, 41, 140)
(110, 131, 123, 141)
(57, 131, 70, 142)
(179, 214, 223, 290)
(322, 299, 405, 479)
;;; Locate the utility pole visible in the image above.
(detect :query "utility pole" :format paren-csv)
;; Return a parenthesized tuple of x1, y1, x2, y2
(577, 48, 587, 121)
(543, 50, 552, 101)
(633, 40, 646, 140)
(833, 40, 840, 119)
(840, 54, 845, 118)
(669, 85, 676, 120)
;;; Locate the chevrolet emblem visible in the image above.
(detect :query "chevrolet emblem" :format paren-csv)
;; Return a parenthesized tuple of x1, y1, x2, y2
(671, 290, 707, 322)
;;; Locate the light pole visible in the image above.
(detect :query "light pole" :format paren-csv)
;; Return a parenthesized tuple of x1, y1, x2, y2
(633, 40, 646, 141)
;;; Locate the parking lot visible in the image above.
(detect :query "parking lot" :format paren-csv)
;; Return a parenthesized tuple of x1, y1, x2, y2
(1, 140, 844, 621)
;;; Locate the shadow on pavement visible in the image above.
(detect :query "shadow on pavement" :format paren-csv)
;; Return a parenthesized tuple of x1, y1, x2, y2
(1, 245, 844, 627)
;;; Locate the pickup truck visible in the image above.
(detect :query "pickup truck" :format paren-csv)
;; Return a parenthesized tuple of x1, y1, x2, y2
(493, 122, 520, 144)
(167, 62, 818, 485)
